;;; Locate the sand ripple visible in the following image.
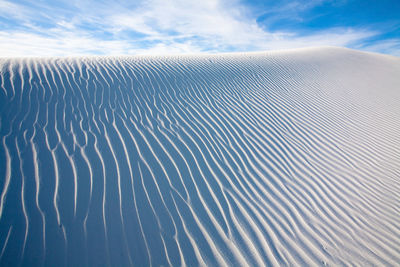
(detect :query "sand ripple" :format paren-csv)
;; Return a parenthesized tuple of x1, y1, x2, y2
(0, 47, 399, 266)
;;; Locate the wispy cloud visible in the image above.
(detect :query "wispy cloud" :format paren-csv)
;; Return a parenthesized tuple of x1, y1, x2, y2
(357, 39, 400, 57)
(0, 0, 398, 57)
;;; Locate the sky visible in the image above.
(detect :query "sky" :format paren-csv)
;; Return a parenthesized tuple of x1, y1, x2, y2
(0, 0, 399, 57)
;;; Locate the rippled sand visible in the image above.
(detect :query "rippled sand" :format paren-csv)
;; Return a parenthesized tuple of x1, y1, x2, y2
(0, 47, 399, 266)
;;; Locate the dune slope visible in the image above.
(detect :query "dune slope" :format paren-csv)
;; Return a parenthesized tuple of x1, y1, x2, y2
(0, 47, 399, 266)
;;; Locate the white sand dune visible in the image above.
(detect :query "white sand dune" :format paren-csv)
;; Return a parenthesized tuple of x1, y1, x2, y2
(0, 47, 399, 266)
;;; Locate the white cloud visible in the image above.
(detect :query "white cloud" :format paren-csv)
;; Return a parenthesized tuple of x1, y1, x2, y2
(0, 0, 32, 22)
(0, 0, 396, 57)
(357, 39, 400, 57)
(0, 32, 130, 57)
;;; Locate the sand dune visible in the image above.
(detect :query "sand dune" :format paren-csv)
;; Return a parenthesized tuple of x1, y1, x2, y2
(0, 47, 399, 266)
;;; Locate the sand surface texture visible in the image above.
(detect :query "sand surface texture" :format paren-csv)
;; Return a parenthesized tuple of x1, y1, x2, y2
(1, 47, 399, 266)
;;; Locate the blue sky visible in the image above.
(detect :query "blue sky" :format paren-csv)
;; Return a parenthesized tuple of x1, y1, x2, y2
(0, 0, 399, 56)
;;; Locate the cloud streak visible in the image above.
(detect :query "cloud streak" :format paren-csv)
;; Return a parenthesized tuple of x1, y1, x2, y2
(0, 0, 398, 57)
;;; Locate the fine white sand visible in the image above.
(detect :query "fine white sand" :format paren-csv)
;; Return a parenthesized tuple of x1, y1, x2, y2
(0, 47, 399, 266)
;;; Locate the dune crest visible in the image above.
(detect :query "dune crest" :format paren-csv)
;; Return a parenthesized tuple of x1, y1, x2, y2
(0, 47, 399, 266)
